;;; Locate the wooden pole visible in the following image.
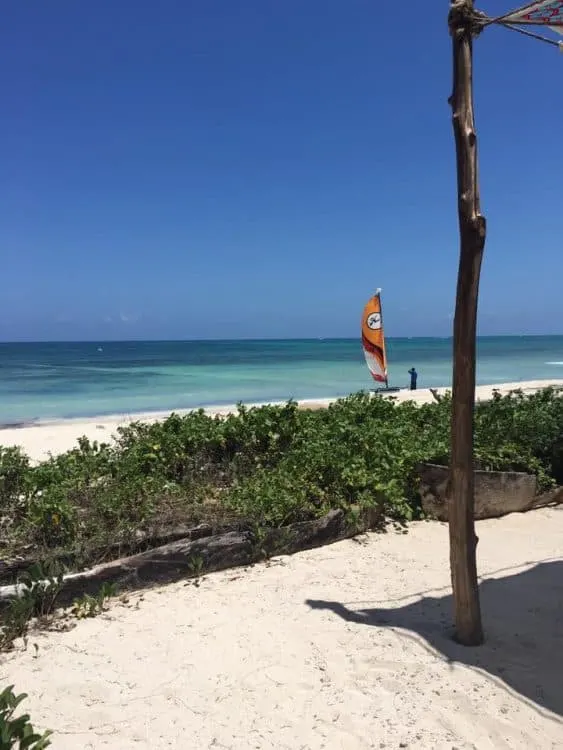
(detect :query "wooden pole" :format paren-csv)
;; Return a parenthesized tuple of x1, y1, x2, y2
(448, 0, 486, 646)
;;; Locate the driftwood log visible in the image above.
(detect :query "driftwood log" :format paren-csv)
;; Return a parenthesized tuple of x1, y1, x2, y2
(0, 522, 217, 586)
(0, 507, 381, 612)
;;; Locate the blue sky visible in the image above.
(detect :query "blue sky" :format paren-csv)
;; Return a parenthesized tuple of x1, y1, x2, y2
(1, 1, 561, 341)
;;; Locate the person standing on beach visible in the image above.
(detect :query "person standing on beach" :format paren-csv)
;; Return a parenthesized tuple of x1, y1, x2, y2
(408, 368, 418, 391)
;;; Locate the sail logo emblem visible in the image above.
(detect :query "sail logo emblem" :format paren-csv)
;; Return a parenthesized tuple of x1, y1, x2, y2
(366, 312, 382, 330)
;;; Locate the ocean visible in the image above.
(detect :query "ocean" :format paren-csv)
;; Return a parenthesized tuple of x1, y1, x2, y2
(0, 337, 562, 424)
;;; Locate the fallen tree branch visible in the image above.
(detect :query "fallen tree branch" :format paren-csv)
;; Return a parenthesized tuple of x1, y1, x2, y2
(0, 507, 382, 612)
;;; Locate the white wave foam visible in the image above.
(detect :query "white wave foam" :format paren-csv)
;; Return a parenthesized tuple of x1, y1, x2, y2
(546, 361, 563, 366)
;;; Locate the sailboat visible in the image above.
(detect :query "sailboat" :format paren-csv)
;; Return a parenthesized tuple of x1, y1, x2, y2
(361, 288, 400, 392)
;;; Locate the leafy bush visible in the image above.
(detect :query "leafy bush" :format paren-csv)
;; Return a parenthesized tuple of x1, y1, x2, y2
(0, 448, 30, 507)
(26, 487, 77, 548)
(474, 388, 563, 488)
(0, 562, 65, 651)
(0, 685, 52, 748)
(0, 387, 561, 568)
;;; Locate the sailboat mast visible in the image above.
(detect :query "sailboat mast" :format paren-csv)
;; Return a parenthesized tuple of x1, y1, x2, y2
(376, 288, 389, 388)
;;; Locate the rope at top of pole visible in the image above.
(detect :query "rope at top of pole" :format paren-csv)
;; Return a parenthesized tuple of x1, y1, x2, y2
(497, 21, 563, 48)
(448, 0, 488, 37)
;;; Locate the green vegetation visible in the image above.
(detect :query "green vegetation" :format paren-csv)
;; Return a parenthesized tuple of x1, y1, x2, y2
(0, 558, 118, 651)
(71, 582, 117, 619)
(0, 387, 562, 576)
(0, 563, 64, 651)
(0, 685, 52, 749)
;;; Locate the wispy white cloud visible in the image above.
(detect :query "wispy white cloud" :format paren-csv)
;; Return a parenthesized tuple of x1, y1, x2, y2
(119, 312, 140, 323)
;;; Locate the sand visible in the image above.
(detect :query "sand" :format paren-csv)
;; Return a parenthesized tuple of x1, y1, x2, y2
(2, 379, 563, 462)
(1, 507, 562, 749)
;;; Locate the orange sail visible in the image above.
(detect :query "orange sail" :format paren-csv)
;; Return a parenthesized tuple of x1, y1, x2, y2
(361, 289, 388, 385)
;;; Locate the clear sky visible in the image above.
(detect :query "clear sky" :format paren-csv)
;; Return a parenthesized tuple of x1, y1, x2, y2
(1, 1, 561, 341)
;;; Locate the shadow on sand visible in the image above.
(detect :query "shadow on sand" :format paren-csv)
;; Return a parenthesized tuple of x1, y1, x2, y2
(307, 559, 563, 720)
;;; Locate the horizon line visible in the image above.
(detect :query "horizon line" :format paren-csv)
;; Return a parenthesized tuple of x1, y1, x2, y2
(1, 334, 562, 345)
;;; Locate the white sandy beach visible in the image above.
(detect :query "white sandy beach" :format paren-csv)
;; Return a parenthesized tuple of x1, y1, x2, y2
(1, 380, 562, 462)
(1, 507, 562, 749)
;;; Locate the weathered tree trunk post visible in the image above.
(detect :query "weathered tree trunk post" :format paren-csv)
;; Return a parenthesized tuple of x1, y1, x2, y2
(448, 0, 486, 646)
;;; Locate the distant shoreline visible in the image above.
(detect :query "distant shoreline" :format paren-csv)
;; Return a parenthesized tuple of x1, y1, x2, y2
(2, 377, 563, 431)
(1, 380, 562, 462)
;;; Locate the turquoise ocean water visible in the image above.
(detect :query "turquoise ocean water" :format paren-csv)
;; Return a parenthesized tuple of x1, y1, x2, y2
(1, 337, 563, 424)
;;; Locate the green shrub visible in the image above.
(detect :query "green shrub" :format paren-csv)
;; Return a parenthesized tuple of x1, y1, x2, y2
(26, 486, 77, 548)
(0, 448, 30, 507)
(0, 685, 52, 749)
(0, 387, 561, 566)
